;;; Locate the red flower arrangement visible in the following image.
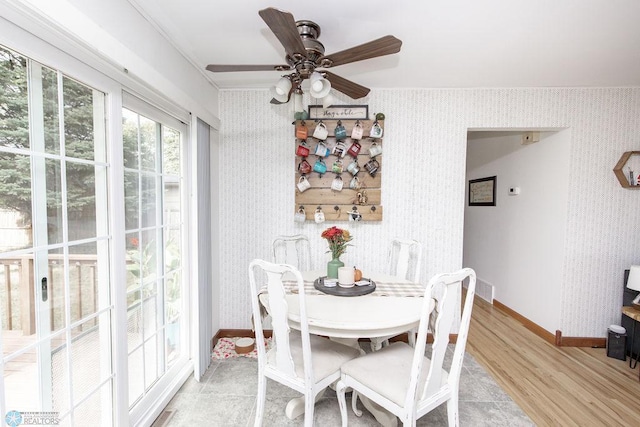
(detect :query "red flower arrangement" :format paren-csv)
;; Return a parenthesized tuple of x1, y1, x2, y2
(321, 226, 352, 259)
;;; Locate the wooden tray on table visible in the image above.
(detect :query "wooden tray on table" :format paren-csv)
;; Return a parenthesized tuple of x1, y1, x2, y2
(313, 276, 376, 297)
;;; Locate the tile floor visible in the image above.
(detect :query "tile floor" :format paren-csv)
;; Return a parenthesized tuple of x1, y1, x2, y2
(162, 343, 533, 426)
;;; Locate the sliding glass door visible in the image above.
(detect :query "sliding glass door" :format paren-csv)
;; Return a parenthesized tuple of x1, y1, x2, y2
(0, 36, 191, 425)
(122, 96, 188, 421)
(0, 45, 113, 425)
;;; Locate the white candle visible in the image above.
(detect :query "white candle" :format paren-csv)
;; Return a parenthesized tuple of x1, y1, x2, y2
(338, 267, 355, 285)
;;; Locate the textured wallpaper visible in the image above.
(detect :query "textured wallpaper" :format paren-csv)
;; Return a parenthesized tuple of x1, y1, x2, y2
(218, 87, 640, 337)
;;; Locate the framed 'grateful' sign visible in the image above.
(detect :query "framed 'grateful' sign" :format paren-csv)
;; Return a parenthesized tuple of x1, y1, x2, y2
(308, 105, 369, 120)
(468, 176, 497, 206)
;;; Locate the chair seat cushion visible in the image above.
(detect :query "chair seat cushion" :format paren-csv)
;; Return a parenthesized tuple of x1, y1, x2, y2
(340, 342, 448, 406)
(268, 333, 361, 381)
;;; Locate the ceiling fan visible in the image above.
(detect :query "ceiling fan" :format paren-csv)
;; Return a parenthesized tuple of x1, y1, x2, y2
(205, 7, 402, 104)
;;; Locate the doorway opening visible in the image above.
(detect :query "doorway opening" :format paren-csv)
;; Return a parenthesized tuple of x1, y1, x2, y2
(463, 129, 569, 334)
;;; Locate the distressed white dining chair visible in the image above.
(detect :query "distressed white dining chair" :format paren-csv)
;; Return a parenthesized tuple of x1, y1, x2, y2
(248, 259, 361, 427)
(388, 237, 422, 282)
(370, 238, 424, 351)
(272, 234, 312, 271)
(336, 268, 476, 427)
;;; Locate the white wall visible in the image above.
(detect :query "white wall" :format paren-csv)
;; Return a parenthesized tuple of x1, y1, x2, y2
(218, 88, 640, 338)
(464, 131, 571, 333)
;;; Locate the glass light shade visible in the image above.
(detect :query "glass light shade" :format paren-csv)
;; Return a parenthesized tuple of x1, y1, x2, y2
(309, 72, 331, 99)
(628, 265, 640, 304)
(310, 72, 323, 86)
(273, 77, 292, 96)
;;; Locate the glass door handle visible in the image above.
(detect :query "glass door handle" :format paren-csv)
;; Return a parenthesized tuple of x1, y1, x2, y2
(41, 277, 48, 302)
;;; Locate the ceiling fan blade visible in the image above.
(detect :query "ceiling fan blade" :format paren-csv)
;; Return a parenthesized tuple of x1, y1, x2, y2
(323, 71, 370, 99)
(206, 64, 290, 72)
(321, 35, 402, 68)
(258, 7, 307, 60)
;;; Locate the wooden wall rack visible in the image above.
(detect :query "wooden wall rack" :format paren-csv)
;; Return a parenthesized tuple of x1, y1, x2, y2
(294, 119, 384, 221)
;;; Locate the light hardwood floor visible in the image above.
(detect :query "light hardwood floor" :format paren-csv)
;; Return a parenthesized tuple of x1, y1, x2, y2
(466, 296, 640, 426)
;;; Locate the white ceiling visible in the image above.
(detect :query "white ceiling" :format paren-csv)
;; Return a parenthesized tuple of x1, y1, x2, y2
(130, 0, 640, 96)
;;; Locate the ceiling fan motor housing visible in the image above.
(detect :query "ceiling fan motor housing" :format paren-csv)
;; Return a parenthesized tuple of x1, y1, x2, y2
(285, 20, 326, 78)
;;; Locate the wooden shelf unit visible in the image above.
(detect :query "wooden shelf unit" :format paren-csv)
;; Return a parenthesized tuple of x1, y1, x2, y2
(613, 151, 640, 188)
(295, 119, 384, 221)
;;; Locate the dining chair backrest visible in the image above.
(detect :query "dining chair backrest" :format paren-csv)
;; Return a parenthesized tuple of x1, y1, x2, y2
(272, 234, 312, 271)
(249, 259, 309, 380)
(248, 259, 360, 426)
(413, 268, 475, 405)
(336, 268, 476, 426)
(388, 238, 422, 282)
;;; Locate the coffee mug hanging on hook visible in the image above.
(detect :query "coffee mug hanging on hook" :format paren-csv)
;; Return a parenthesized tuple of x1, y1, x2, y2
(296, 121, 308, 140)
(296, 175, 311, 192)
(347, 141, 362, 158)
(331, 175, 344, 191)
(296, 140, 310, 157)
(294, 206, 306, 223)
(313, 158, 327, 176)
(334, 120, 347, 140)
(313, 121, 329, 140)
(368, 141, 382, 157)
(298, 158, 312, 174)
(332, 159, 344, 174)
(351, 120, 363, 140)
(346, 159, 360, 176)
(349, 176, 361, 190)
(369, 120, 383, 139)
(364, 158, 379, 177)
(349, 207, 362, 222)
(313, 142, 331, 157)
(333, 140, 347, 158)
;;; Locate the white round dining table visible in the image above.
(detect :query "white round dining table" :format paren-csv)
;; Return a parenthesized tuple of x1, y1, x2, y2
(282, 270, 426, 339)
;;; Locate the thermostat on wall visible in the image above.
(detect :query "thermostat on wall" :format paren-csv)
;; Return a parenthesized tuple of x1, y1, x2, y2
(508, 187, 520, 195)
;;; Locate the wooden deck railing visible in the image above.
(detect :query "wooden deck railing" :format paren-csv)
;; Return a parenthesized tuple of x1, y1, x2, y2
(0, 254, 98, 335)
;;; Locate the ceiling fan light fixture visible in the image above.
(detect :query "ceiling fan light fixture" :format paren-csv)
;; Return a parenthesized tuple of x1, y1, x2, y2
(310, 71, 324, 89)
(270, 86, 290, 103)
(309, 72, 331, 98)
(310, 72, 324, 91)
(273, 76, 292, 96)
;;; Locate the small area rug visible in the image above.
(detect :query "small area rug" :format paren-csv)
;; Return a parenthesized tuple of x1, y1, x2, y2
(212, 337, 272, 360)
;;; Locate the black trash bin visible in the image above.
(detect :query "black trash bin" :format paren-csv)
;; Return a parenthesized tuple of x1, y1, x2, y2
(607, 324, 626, 361)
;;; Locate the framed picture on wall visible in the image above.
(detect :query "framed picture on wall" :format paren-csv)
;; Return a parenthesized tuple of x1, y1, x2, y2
(468, 176, 497, 206)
